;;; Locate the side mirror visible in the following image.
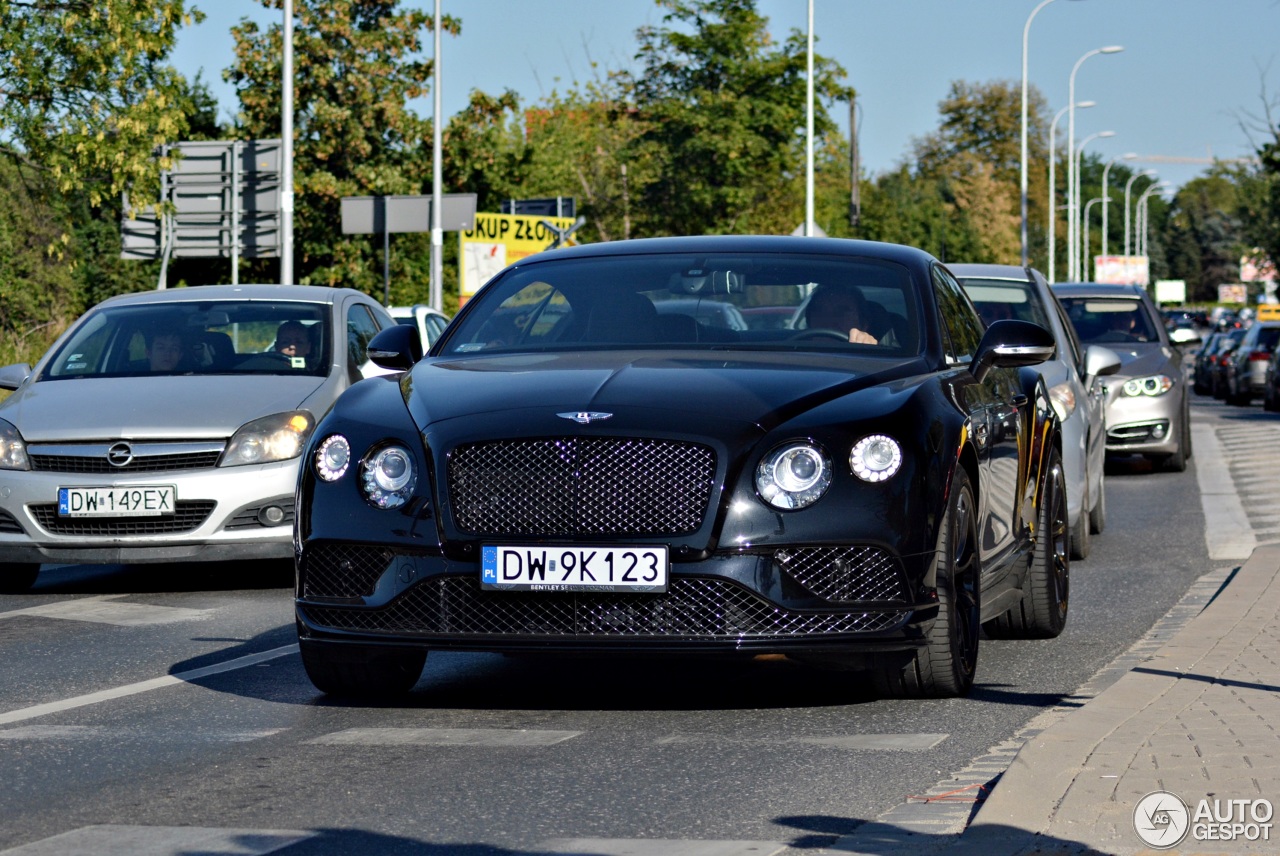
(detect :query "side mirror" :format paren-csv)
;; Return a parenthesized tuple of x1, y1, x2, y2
(1084, 344, 1122, 380)
(971, 319, 1056, 383)
(366, 324, 422, 372)
(0, 363, 32, 392)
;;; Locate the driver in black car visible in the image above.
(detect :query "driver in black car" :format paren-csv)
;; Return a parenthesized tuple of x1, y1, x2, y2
(804, 284, 882, 345)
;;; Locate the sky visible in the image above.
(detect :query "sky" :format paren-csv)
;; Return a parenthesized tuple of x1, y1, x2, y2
(174, 0, 1280, 204)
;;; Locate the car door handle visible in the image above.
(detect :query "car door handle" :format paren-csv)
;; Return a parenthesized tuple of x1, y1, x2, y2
(1012, 394, 1028, 408)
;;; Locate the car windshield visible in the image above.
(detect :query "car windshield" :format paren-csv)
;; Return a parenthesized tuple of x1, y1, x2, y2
(440, 252, 923, 357)
(1058, 297, 1159, 344)
(42, 300, 332, 380)
(957, 279, 1053, 329)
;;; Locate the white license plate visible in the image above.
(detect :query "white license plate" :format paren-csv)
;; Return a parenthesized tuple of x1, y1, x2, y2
(481, 545, 669, 592)
(57, 485, 176, 518)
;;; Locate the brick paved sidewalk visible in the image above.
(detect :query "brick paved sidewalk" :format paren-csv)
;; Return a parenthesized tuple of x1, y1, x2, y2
(949, 543, 1280, 856)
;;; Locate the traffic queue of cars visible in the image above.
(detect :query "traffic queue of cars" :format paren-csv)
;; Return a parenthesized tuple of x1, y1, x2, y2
(1186, 310, 1280, 411)
(8, 236, 1195, 703)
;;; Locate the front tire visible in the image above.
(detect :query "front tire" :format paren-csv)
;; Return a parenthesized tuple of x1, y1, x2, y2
(299, 639, 426, 698)
(984, 449, 1069, 639)
(0, 563, 40, 594)
(873, 468, 979, 698)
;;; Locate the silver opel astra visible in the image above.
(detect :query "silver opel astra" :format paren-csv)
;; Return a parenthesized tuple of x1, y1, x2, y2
(0, 284, 397, 592)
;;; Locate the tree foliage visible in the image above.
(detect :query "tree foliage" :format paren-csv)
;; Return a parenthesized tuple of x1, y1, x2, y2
(226, 0, 459, 288)
(0, 0, 202, 207)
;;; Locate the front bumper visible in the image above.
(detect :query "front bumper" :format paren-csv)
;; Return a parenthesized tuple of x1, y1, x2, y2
(1104, 388, 1183, 455)
(0, 462, 299, 565)
(295, 542, 938, 655)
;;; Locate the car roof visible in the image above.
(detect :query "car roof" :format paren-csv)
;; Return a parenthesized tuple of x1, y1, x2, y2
(516, 234, 939, 268)
(946, 263, 1039, 282)
(1051, 282, 1148, 298)
(98, 283, 368, 308)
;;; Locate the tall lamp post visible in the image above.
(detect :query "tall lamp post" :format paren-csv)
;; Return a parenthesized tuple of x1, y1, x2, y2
(1071, 130, 1114, 279)
(1067, 47, 1124, 284)
(1136, 182, 1171, 257)
(1123, 169, 1158, 256)
(429, 0, 443, 311)
(804, 0, 815, 236)
(1101, 152, 1137, 257)
(1020, 0, 1076, 266)
(1082, 196, 1103, 280)
(281, 0, 294, 284)
(1048, 100, 1093, 283)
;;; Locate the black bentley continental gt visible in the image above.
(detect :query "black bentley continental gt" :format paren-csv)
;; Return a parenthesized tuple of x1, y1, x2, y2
(294, 236, 1066, 699)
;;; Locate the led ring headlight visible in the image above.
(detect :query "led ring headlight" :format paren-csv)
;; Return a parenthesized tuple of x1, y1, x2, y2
(755, 443, 832, 510)
(850, 434, 903, 483)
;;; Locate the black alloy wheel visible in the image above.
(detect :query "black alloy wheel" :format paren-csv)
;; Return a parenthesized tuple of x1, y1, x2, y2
(874, 467, 980, 698)
(984, 449, 1069, 639)
(0, 563, 40, 594)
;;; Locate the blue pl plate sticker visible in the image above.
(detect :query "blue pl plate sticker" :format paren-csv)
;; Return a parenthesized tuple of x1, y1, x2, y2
(481, 546, 498, 584)
(57, 490, 69, 515)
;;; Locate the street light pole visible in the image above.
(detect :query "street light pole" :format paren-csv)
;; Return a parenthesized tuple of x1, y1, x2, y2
(1123, 169, 1158, 256)
(1073, 129, 1114, 279)
(429, 0, 443, 311)
(804, 0, 815, 237)
(1067, 46, 1123, 284)
(1048, 101, 1093, 283)
(1020, 0, 1059, 267)
(1101, 152, 1137, 257)
(280, 0, 294, 284)
(1136, 182, 1170, 257)
(1082, 195, 1103, 280)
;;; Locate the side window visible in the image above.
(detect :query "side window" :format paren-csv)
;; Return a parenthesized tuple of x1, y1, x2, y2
(346, 304, 382, 375)
(1050, 295, 1084, 372)
(932, 266, 984, 364)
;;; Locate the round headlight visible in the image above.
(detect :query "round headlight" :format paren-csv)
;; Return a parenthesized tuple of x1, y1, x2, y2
(755, 443, 831, 510)
(360, 445, 417, 509)
(314, 434, 351, 482)
(1122, 375, 1174, 397)
(850, 434, 903, 483)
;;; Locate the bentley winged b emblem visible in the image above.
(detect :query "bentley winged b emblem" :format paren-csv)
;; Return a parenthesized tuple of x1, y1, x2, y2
(557, 411, 613, 425)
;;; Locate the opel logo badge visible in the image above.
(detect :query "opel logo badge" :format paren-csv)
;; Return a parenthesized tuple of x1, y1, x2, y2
(106, 442, 134, 468)
(557, 411, 613, 425)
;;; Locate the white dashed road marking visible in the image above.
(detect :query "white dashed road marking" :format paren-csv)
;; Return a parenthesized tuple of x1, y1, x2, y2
(0, 825, 313, 856)
(0, 595, 211, 626)
(0, 644, 298, 727)
(308, 726, 583, 747)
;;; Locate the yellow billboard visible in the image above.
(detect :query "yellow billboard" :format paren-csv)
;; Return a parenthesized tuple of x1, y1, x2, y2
(458, 213, 576, 300)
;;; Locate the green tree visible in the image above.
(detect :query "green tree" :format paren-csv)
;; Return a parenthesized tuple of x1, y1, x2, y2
(0, 0, 202, 209)
(226, 0, 459, 289)
(620, 0, 852, 236)
(1163, 169, 1246, 301)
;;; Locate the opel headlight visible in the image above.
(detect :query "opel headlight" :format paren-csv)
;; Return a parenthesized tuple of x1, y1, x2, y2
(1121, 375, 1174, 397)
(221, 411, 314, 467)
(755, 443, 831, 509)
(849, 434, 903, 483)
(0, 419, 30, 471)
(1047, 382, 1077, 420)
(360, 445, 417, 509)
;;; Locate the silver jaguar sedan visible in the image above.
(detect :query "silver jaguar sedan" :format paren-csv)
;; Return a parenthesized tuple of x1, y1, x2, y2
(0, 284, 396, 592)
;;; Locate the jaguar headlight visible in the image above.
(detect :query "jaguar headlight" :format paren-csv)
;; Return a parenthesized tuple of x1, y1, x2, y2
(360, 445, 417, 509)
(1121, 375, 1174, 397)
(314, 434, 351, 482)
(1047, 382, 1077, 420)
(850, 434, 903, 483)
(755, 443, 831, 509)
(221, 411, 313, 466)
(0, 419, 30, 471)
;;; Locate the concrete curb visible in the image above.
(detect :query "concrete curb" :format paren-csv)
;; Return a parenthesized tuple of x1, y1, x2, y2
(946, 542, 1280, 855)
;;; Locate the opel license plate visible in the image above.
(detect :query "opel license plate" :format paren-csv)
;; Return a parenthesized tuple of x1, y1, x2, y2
(57, 485, 176, 517)
(481, 545, 668, 592)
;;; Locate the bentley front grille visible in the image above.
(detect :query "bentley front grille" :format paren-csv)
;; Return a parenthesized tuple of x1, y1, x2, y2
(301, 544, 396, 600)
(447, 437, 716, 536)
(303, 575, 904, 639)
(774, 547, 909, 603)
(29, 501, 216, 536)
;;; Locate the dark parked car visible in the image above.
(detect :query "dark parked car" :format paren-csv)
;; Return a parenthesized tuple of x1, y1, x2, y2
(1190, 332, 1225, 396)
(1210, 327, 1248, 400)
(1223, 321, 1280, 405)
(951, 263, 1120, 562)
(294, 236, 1065, 701)
(1053, 282, 1192, 471)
